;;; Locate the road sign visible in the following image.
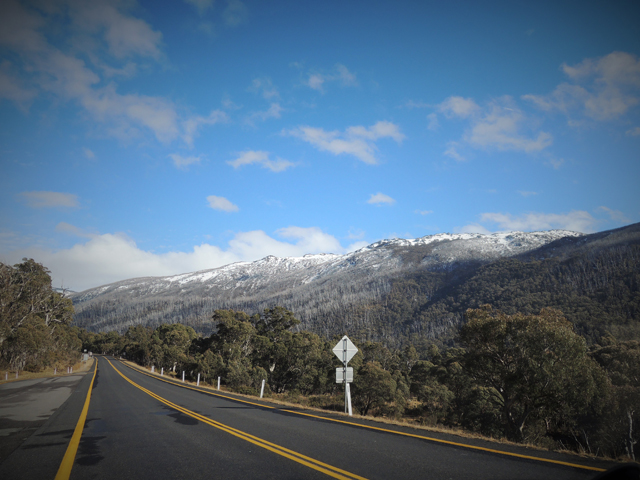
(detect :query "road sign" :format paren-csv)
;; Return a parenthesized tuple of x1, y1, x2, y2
(336, 367, 354, 383)
(332, 335, 358, 365)
(332, 335, 358, 416)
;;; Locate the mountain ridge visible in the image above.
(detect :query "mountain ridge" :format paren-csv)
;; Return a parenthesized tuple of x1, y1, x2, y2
(70, 228, 587, 336)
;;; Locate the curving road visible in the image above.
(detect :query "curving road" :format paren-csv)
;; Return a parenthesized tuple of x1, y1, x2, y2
(0, 357, 618, 479)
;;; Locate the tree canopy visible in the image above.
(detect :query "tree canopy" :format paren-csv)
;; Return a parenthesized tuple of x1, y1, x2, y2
(1, 259, 80, 371)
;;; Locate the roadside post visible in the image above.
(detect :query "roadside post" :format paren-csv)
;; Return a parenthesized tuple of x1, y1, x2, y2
(332, 335, 358, 416)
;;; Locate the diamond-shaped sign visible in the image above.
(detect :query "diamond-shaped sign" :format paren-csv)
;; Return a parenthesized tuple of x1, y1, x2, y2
(333, 335, 358, 365)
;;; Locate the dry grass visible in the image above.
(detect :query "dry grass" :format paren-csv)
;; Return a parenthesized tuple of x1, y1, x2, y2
(0, 357, 95, 385)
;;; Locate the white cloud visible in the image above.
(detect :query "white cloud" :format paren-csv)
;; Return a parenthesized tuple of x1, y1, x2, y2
(518, 191, 538, 197)
(276, 226, 343, 254)
(346, 121, 405, 143)
(546, 157, 565, 169)
(347, 228, 365, 240)
(304, 64, 358, 93)
(415, 210, 433, 215)
(437, 96, 552, 154)
(426, 113, 439, 130)
(250, 77, 279, 100)
(185, 0, 215, 16)
(367, 193, 396, 206)
(67, 1, 164, 60)
(55, 222, 93, 238)
(0, 61, 36, 110)
(597, 206, 631, 224)
(246, 102, 283, 125)
(227, 150, 295, 172)
(443, 143, 465, 161)
(465, 100, 552, 152)
(523, 51, 640, 121)
(307, 73, 325, 92)
(207, 195, 239, 212)
(479, 210, 597, 233)
(169, 153, 203, 169)
(182, 110, 228, 147)
(403, 100, 430, 109)
(222, 95, 242, 110)
(0, 0, 222, 145)
(438, 96, 480, 118)
(83, 147, 96, 160)
(223, 0, 247, 26)
(287, 121, 404, 164)
(454, 223, 492, 235)
(626, 126, 640, 136)
(335, 64, 357, 86)
(84, 86, 180, 143)
(19, 191, 79, 209)
(0, 226, 358, 291)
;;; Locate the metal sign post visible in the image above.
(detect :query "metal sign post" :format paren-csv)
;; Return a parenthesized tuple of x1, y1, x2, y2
(332, 335, 358, 415)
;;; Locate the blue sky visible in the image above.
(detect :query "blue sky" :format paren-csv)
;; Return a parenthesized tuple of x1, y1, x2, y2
(1, 0, 639, 291)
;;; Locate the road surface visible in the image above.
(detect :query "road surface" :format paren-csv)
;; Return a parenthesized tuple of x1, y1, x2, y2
(0, 357, 618, 479)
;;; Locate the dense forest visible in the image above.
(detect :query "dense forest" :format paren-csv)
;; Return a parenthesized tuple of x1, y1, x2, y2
(368, 241, 640, 347)
(82, 305, 640, 461)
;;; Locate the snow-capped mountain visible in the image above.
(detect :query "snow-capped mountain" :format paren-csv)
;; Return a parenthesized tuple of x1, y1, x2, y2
(71, 229, 582, 334)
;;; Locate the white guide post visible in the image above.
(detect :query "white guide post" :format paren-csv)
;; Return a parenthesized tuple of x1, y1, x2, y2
(217, 377, 221, 390)
(182, 371, 185, 382)
(197, 373, 200, 386)
(151, 366, 154, 373)
(161, 367, 164, 376)
(346, 383, 353, 416)
(260, 379, 266, 398)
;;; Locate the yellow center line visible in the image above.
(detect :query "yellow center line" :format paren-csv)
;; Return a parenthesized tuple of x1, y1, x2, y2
(55, 358, 99, 480)
(105, 358, 367, 480)
(279, 410, 606, 472)
(119, 358, 606, 473)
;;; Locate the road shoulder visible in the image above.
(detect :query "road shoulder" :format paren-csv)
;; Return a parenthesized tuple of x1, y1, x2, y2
(0, 366, 96, 479)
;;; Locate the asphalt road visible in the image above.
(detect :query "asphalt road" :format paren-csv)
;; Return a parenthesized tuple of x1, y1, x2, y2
(0, 357, 620, 479)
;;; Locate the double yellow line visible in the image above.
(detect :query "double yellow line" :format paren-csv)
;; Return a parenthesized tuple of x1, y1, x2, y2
(121, 359, 606, 473)
(106, 358, 366, 480)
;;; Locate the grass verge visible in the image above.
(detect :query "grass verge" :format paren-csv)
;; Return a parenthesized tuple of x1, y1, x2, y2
(0, 358, 95, 385)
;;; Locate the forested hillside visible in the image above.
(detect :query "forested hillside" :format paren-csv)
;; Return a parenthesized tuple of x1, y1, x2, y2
(71, 223, 640, 348)
(368, 223, 640, 346)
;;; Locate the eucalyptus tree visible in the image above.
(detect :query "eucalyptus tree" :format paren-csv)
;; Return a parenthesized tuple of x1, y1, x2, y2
(0, 259, 77, 371)
(460, 305, 607, 442)
(591, 339, 640, 460)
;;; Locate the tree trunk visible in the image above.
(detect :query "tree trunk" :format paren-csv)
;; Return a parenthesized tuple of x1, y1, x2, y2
(626, 409, 636, 461)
